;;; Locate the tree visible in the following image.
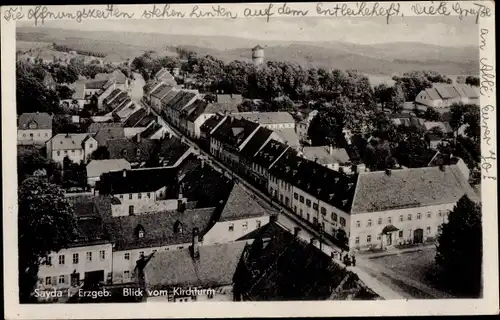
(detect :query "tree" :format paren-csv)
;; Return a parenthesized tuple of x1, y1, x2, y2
(435, 195, 482, 297)
(62, 158, 88, 189)
(17, 63, 61, 115)
(18, 177, 78, 302)
(56, 85, 75, 100)
(449, 103, 477, 137)
(387, 83, 405, 113)
(91, 146, 110, 160)
(423, 107, 442, 121)
(465, 76, 480, 87)
(53, 65, 79, 84)
(374, 83, 392, 110)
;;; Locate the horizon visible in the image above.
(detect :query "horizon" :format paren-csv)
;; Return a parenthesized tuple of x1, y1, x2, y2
(18, 15, 478, 47)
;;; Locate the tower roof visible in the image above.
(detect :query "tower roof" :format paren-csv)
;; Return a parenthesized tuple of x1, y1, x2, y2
(252, 45, 264, 51)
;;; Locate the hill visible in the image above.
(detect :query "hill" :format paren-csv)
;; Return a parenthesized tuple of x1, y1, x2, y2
(16, 26, 478, 76)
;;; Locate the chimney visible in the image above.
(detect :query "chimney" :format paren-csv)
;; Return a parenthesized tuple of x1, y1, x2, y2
(329, 145, 333, 155)
(136, 134, 141, 143)
(269, 214, 278, 223)
(122, 169, 127, 178)
(190, 228, 200, 259)
(385, 168, 392, 176)
(294, 227, 301, 238)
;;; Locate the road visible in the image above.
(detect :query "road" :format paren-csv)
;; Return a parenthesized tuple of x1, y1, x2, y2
(130, 72, 145, 102)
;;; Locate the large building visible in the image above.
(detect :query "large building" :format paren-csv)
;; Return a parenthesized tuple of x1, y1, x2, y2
(17, 112, 53, 145)
(415, 84, 479, 108)
(234, 112, 296, 130)
(46, 133, 97, 164)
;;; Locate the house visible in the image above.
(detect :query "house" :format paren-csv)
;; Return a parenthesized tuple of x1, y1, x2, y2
(216, 94, 243, 105)
(272, 127, 301, 149)
(142, 237, 247, 302)
(154, 68, 177, 86)
(17, 112, 53, 145)
(234, 219, 379, 301)
(86, 159, 131, 187)
(93, 127, 126, 147)
(143, 80, 164, 102)
(183, 100, 210, 139)
(46, 133, 97, 164)
(415, 84, 480, 108)
(234, 112, 295, 130)
(115, 103, 143, 122)
(105, 91, 129, 112)
(299, 146, 351, 172)
(138, 122, 172, 140)
(102, 88, 124, 109)
(349, 165, 480, 251)
(36, 196, 112, 294)
(239, 127, 279, 176)
(203, 183, 271, 244)
(250, 139, 291, 188)
(167, 91, 199, 128)
(199, 113, 227, 146)
(84, 79, 117, 110)
(61, 81, 86, 110)
(210, 117, 260, 169)
(150, 84, 175, 113)
(296, 110, 318, 143)
(425, 132, 448, 149)
(42, 73, 56, 90)
(95, 69, 130, 91)
(428, 151, 470, 180)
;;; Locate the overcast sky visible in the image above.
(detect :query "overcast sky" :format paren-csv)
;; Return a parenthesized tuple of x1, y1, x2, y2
(19, 15, 477, 47)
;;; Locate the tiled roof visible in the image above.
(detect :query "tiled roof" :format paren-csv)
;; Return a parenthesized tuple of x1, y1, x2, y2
(211, 117, 260, 149)
(116, 102, 141, 119)
(106, 137, 158, 165)
(205, 102, 240, 114)
(218, 184, 270, 222)
(99, 167, 179, 195)
(454, 84, 479, 98)
(235, 221, 377, 300)
(154, 68, 175, 82)
(150, 84, 169, 99)
(149, 135, 191, 167)
(240, 127, 273, 158)
(143, 80, 160, 94)
(216, 94, 243, 104)
(67, 194, 99, 217)
(123, 108, 148, 127)
(86, 159, 131, 179)
(48, 133, 93, 151)
(93, 127, 125, 146)
(424, 88, 441, 100)
(88, 122, 122, 134)
(171, 92, 197, 112)
(273, 128, 300, 148)
(18, 112, 53, 130)
(200, 114, 225, 134)
(70, 82, 86, 100)
(162, 91, 186, 111)
(145, 241, 246, 289)
(350, 165, 480, 214)
(86, 79, 109, 90)
(425, 84, 479, 101)
(136, 115, 156, 128)
(107, 92, 129, 110)
(300, 146, 350, 165)
(234, 112, 295, 125)
(252, 139, 290, 169)
(105, 207, 216, 251)
(71, 216, 110, 247)
(139, 122, 163, 139)
(159, 90, 181, 109)
(103, 88, 122, 105)
(185, 100, 208, 122)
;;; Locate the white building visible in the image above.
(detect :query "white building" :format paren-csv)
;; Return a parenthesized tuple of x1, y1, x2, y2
(17, 112, 53, 146)
(298, 146, 352, 172)
(415, 84, 480, 108)
(234, 111, 296, 130)
(46, 133, 97, 164)
(86, 159, 131, 187)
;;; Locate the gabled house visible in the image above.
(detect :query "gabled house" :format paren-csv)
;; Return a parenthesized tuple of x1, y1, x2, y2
(250, 139, 291, 188)
(154, 68, 177, 86)
(150, 84, 174, 113)
(239, 127, 280, 176)
(46, 133, 97, 164)
(17, 112, 53, 145)
(415, 84, 480, 108)
(95, 69, 129, 91)
(298, 146, 352, 172)
(234, 112, 296, 130)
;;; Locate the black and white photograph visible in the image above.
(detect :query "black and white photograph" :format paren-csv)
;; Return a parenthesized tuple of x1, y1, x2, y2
(2, 1, 498, 318)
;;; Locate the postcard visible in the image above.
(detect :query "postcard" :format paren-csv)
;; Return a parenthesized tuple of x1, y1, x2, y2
(1, 2, 498, 318)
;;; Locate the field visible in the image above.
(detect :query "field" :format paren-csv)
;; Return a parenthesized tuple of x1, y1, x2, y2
(16, 40, 53, 51)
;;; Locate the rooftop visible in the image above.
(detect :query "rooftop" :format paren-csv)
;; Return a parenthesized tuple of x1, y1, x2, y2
(88, 122, 122, 134)
(211, 117, 260, 149)
(85, 79, 110, 90)
(216, 94, 243, 104)
(171, 92, 197, 112)
(350, 165, 480, 214)
(105, 207, 216, 251)
(234, 112, 295, 125)
(185, 100, 209, 122)
(123, 108, 148, 127)
(425, 84, 479, 100)
(218, 184, 270, 222)
(252, 139, 290, 169)
(86, 159, 131, 179)
(145, 241, 246, 290)
(18, 112, 53, 130)
(273, 128, 301, 148)
(240, 127, 274, 158)
(103, 88, 124, 105)
(93, 127, 125, 147)
(48, 133, 93, 151)
(300, 146, 351, 165)
(200, 114, 226, 134)
(205, 102, 241, 114)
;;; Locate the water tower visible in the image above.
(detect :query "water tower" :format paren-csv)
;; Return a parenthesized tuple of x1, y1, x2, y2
(251, 45, 264, 66)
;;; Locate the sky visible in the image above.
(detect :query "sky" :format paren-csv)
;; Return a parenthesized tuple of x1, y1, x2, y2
(19, 15, 478, 47)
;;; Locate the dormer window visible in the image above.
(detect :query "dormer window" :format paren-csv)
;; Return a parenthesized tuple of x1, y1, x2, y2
(138, 230, 144, 238)
(29, 121, 37, 129)
(122, 149, 128, 157)
(173, 220, 183, 234)
(135, 224, 145, 239)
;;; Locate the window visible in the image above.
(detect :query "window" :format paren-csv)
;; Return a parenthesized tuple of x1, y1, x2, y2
(294, 206, 297, 213)
(129, 205, 134, 215)
(119, 194, 123, 199)
(256, 220, 261, 228)
(367, 219, 372, 227)
(306, 199, 311, 207)
(228, 223, 234, 232)
(417, 213, 421, 220)
(129, 194, 133, 200)
(124, 271, 130, 279)
(367, 235, 372, 243)
(355, 237, 360, 244)
(294, 193, 298, 200)
(58, 275, 65, 284)
(332, 213, 338, 222)
(407, 214, 412, 221)
(427, 212, 432, 219)
(147, 192, 151, 198)
(299, 196, 304, 203)
(86, 252, 92, 262)
(124, 253, 130, 260)
(58, 255, 65, 265)
(57, 151, 60, 156)
(313, 203, 318, 211)
(138, 193, 142, 199)
(438, 211, 443, 217)
(426, 226, 431, 234)
(320, 207, 326, 215)
(45, 277, 51, 285)
(340, 217, 346, 227)
(72, 253, 79, 264)
(388, 217, 392, 224)
(45, 133, 48, 137)
(138, 230, 144, 238)
(139, 251, 144, 257)
(100, 250, 106, 260)
(377, 235, 382, 240)
(398, 231, 403, 238)
(90, 143, 93, 148)
(356, 221, 361, 228)
(399, 215, 403, 222)
(242, 222, 248, 230)
(300, 209, 303, 216)
(377, 218, 382, 225)
(64, 150, 68, 154)
(71, 150, 75, 154)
